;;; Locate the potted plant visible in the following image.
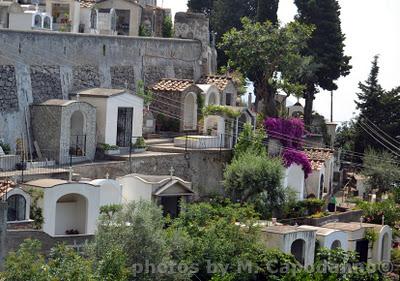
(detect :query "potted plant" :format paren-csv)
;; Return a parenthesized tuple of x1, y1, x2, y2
(133, 137, 147, 153)
(100, 143, 120, 155)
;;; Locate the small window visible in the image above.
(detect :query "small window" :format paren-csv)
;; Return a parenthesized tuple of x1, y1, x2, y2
(226, 93, 232, 106)
(7, 194, 26, 221)
(43, 16, 51, 29)
(90, 9, 98, 29)
(110, 9, 117, 32)
(34, 14, 42, 28)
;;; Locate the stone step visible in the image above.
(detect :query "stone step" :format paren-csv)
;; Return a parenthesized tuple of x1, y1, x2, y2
(145, 138, 174, 146)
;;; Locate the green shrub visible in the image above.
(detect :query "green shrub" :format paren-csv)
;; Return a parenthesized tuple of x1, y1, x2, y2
(281, 198, 325, 219)
(100, 143, 119, 151)
(0, 141, 11, 154)
(224, 151, 284, 204)
(133, 137, 146, 149)
(162, 16, 173, 38)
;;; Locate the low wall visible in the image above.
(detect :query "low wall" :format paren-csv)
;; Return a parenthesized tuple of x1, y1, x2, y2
(75, 150, 232, 197)
(280, 210, 364, 227)
(6, 230, 93, 255)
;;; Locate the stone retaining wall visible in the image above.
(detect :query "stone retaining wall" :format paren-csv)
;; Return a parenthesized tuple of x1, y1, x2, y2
(0, 30, 203, 151)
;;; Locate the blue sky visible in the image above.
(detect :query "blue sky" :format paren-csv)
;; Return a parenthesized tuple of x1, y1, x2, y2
(158, 0, 400, 123)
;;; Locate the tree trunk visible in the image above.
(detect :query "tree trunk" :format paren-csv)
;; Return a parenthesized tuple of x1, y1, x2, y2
(304, 90, 315, 126)
(255, 80, 277, 117)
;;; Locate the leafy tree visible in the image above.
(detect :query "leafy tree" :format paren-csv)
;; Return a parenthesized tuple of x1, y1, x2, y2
(233, 123, 266, 159)
(89, 200, 190, 281)
(354, 56, 400, 153)
(2, 239, 48, 281)
(295, 0, 352, 125)
(169, 201, 260, 280)
(47, 244, 95, 281)
(362, 149, 400, 195)
(335, 120, 356, 153)
(224, 150, 284, 203)
(136, 80, 154, 107)
(220, 18, 313, 116)
(187, 0, 214, 16)
(162, 16, 173, 38)
(256, 0, 279, 24)
(188, 0, 281, 68)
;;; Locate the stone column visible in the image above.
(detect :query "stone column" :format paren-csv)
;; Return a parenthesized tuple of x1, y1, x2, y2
(0, 201, 7, 270)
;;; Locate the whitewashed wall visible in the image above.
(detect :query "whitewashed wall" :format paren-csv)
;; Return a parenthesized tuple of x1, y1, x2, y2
(283, 164, 305, 201)
(42, 183, 100, 236)
(117, 175, 152, 202)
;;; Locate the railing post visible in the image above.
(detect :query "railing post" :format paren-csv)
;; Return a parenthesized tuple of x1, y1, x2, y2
(20, 158, 24, 183)
(129, 138, 133, 174)
(76, 135, 78, 156)
(185, 132, 188, 154)
(219, 134, 223, 158)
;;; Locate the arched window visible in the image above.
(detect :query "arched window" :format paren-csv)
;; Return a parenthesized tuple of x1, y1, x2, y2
(90, 9, 98, 30)
(381, 233, 390, 261)
(331, 240, 342, 250)
(110, 8, 117, 32)
(34, 14, 42, 28)
(43, 16, 51, 29)
(291, 239, 306, 265)
(7, 194, 26, 221)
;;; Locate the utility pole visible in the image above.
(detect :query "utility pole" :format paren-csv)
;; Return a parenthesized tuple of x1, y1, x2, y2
(330, 91, 334, 122)
(0, 200, 7, 270)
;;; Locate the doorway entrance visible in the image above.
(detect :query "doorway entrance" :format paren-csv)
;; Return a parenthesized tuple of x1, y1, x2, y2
(291, 239, 306, 265)
(160, 196, 181, 218)
(115, 9, 130, 35)
(356, 239, 369, 263)
(116, 107, 133, 147)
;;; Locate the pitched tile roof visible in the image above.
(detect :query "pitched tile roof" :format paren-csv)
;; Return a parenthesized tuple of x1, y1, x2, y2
(77, 88, 127, 98)
(151, 78, 194, 92)
(0, 179, 16, 199)
(304, 147, 334, 171)
(79, 0, 96, 8)
(198, 75, 232, 92)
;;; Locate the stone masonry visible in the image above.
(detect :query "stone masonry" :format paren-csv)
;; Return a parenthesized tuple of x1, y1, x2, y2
(0, 65, 18, 112)
(30, 65, 63, 103)
(0, 29, 203, 150)
(111, 65, 135, 90)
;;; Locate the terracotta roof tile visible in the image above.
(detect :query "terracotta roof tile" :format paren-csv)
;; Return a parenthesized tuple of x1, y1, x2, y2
(198, 75, 232, 92)
(0, 179, 16, 199)
(151, 78, 194, 92)
(79, 0, 96, 8)
(304, 147, 334, 171)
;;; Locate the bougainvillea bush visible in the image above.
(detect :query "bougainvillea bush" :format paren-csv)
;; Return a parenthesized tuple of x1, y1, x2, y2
(264, 117, 305, 149)
(281, 149, 312, 178)
(264, 117, 312, 178)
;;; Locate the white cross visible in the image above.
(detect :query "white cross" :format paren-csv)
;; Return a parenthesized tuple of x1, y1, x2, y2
(169, 166, 175, 177)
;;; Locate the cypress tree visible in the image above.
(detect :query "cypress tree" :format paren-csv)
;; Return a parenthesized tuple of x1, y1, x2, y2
(295, 0, 352, 125)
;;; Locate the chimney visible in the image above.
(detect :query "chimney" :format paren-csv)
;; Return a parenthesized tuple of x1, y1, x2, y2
(326, 122, 338, 148)
(0, 201, 7, 270)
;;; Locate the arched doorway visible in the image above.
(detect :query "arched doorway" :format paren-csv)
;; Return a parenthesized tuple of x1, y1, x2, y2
(381, 233, 390, 261)
(291, 239, 306, 265)
(331, 240, 342, 250)
(55, 193, 88, 235)
(70, 111, 86, 156)
(183, 93, 197, 130)
(7, 194, 26, 221)
(319, 175, 325, 199)
(207, 91, 218, 105)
